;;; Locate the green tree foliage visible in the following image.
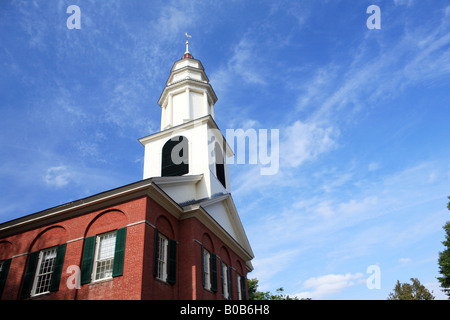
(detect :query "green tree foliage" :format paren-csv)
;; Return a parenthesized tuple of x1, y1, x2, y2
(387, 278, 435, 300)
(437, 197, 450, 298)
(247, 278, 307, 300)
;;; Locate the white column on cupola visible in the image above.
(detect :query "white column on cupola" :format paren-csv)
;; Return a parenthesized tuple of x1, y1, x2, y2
(161, 93, 174, 130)
(161, 103, 166, 130)
(203, 91, 209, 117)
(186, 88, 191, 122)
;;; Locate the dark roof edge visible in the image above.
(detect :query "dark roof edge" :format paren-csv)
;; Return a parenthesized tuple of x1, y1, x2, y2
(0, 178, 155, 234)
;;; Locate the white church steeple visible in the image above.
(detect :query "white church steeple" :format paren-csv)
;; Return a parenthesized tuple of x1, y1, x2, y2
(139, 36, 232, 201)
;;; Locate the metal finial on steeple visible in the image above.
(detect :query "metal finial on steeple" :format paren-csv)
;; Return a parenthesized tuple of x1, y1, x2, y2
(185, 33, 192, 52)
(183, 33, 193, 59)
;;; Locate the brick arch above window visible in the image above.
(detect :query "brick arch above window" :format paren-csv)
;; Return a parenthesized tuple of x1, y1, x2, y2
(201, 232, 214, 253)
(235, 260, 244, 275)
(29, 226, 68, 252)
(85, 209, 128, 238)
(219, 246, 231, 265)
(155, 215, 175, 239)
(0, 241, 13, 260)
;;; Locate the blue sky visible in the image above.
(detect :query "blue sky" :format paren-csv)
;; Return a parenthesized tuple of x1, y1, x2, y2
(1, 0, 450, 299)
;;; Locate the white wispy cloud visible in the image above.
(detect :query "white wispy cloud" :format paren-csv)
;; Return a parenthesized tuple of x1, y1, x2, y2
(250, 248, 303, 291)
(44, 165, 72, 188)
(210, 35, 268, 96)
(393, 0, 415, 7)
(294, 273, 365, 299)
(399, 257, 412, 264)
(424, 282, 449, 300)
(281, 120, 338, 168)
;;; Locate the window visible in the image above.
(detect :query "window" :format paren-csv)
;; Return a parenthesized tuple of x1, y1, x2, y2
(221, 262, 229, 299)
(20, 244, 66, 299)
(236, 274, 242, 300)
(93, 231, 116, 281)
(152, 229, 177, 284)
(31, 247, 57, 295)
(236, 273, 247, 300)
(161, 136, 189, 177)
(80, 227, 127, 285)
(201, 247, 217, 292)
(156, 233, 168, 281)
(0, 259, 12, 298)
(203, 249, 211, 290)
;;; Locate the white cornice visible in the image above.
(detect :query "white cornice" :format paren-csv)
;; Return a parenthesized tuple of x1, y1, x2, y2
(170, 57, 205, 73)
(138, 115, 234, 157)
(166, 65, 210, 85)
(158, 78, 218, 108)
(151, 174, 203, 186)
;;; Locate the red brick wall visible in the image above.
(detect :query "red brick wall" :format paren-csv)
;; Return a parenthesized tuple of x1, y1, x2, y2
(0, 195, 248, 300)
(177, 216, 248, 300)
(0, 196, 148, 300)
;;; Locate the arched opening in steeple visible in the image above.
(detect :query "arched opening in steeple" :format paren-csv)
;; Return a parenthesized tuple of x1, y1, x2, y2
(214, 142, 226, 188)
(162, 136, 189, 177)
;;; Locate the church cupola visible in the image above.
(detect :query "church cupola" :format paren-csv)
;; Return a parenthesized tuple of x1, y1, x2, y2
(139, 35, 232, 200)
(158, 35, 217, 131)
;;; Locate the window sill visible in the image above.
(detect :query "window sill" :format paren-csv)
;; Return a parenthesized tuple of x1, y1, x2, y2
(203, 287, 218, 294)
(89, 277, 114, 286)
(30, 291, 51, 299)
(155, 277, 169, 285)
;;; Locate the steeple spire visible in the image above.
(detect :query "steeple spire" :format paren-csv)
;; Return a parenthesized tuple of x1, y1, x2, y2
(183, 33, 193, 59)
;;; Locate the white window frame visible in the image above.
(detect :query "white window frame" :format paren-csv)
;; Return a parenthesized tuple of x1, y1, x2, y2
(236, 274, 242, 300)
(222, 263, 229, 299)
(203, 249, 211, 290)
(93, 231, 116, 282)
(31, 247, 57, 296)
(156, 233, 168, 282)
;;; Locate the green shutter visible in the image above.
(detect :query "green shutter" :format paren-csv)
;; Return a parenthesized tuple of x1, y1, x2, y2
(211, 253, 218, 292)
(167, 239, 177, 284)
(80, 236, 96, 285)
(0, 258, 12, 298)
(20, 251, 39, 299)
(227, 266, 232, 300)
(112, 227, 127, 277)
(49, 244, 67, 292)
(241, 276, 247, 300)
(220, 259, 224, 297)
(152, 229, 159, 277)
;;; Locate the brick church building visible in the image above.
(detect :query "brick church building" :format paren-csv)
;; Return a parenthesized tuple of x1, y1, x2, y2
(0, 39, 254, 300)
